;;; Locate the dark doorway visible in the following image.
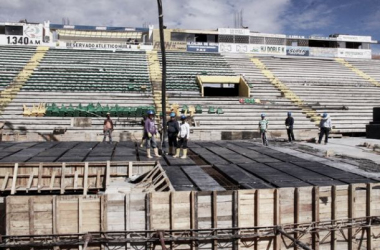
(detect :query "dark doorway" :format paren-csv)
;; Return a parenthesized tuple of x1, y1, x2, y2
(204, 84, 239, 97)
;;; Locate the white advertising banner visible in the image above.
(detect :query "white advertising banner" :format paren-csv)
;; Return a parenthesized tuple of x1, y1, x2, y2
(337, 35, 372, 43)
(0, 23, 43, 46)
(309, 48, 338, 58)
(56, 41, 153, 51)
(251, 32, 286, 38)
(337, 49, 372, 59)
(218, 28, 250, 36)
(219, 43, 286, 55)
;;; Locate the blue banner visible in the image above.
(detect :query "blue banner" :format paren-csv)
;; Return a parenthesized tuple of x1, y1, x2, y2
(286, 46, 310, 56)
(187, 43, 219, 53)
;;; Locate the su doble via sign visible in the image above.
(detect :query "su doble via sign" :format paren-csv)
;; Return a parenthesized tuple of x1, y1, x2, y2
(286, 47, 310, 56)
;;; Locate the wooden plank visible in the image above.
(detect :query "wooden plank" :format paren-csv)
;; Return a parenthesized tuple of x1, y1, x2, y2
(1, 172, 9, 191)
(26, 173, 34, 193)
(233, 190, 239, 250)
(348, 185, 355, 250)
(212, 191, 218, 250)
(60, 163, 66, 194)
(29, 197, 35, 235)
(312, 186, 320, 250)
(11, 163, 19, 195)
(38, 163, 43, 193)
(96, 170, 101, 189)
(366, 183, 372, 250)
(49, 172, 56, 191)
(105, 161, 111, 188)
(331, 186, 337, 250)
(255, 190, 259, 250)
(274, 189, 280, 250)
(191, 191, 196, 250)
(74, 171, 78, 190)
(83, 162, 89, 195)
(78, 197, 82, 233)
(294, 188, 299, 250)
(128, 162, 133, 177)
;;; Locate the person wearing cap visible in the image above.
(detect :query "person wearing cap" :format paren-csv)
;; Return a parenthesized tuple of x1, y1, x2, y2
(145, 110, 161, 158)
(318, 112, 332, 144)
(103, 112, 114, 143)
(167, 112, 180, 155)
(174, 115, 190, 159)
(258, 113, 269, 146)
(285, 112, 295, 142)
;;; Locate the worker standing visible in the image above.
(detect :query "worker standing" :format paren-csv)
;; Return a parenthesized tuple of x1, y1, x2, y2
(258, 113, 269, 146)
(318, 113, 332, 144)
(145, 110, 161, 158)
(285, 112, 295, 142)
(174, 115, 190, 159)
(103, 112, 114, 144)
(167, 112, 180, 155)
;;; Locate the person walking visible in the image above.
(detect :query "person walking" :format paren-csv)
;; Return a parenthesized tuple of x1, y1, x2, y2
(145, 110, 161, 158)
(174, 115, 190, 159)
(258, 113, 269, 146)
(285, 112, 295, 142)
(318, 112, 332, 144)
(103, 112, 114, 143)
(167, 112, 180, 155)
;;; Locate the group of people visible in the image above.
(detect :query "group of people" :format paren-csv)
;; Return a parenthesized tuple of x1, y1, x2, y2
(140, 110, 190, 159)
(258, 112, 332, 146)
(102, 110, 333, 153)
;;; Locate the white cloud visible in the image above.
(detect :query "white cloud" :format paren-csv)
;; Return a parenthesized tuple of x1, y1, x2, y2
(0, 0, 290, 33)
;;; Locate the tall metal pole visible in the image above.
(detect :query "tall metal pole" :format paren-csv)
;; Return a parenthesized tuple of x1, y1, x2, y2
(157, 0, 167, 149)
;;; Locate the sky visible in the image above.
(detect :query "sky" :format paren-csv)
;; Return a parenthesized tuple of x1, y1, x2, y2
(1, 0, 379, 52)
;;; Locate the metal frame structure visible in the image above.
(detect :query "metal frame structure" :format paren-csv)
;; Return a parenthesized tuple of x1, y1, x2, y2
(1, 216, 379, 249)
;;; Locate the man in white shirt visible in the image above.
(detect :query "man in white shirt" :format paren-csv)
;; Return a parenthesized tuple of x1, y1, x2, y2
(174, 115, 190, 159)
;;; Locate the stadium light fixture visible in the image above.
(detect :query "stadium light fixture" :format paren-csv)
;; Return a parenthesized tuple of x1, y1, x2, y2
(157, 0, 167, 150)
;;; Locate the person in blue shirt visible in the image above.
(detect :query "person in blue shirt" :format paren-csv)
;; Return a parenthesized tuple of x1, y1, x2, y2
(258, 113, 269, 146)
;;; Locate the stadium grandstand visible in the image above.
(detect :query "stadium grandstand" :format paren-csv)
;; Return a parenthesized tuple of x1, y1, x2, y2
(0, 21, 379, 142)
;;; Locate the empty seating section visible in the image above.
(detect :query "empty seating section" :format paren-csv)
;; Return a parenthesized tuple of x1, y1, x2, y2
(23, 49, 151, 92)
(160, 52, 236, 95)
(259, 57, 380, 133)
(0, 45, 36, 91)
(349, 59, 380, 84)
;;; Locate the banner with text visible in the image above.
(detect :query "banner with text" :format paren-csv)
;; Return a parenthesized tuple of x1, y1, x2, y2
(187, 42, 219, 53)
(309, 48, 338, 58)
(337, 49, 371, 59)
(219, 43, 286, 55)
(57, 41, 152, 51)
(218, 28, 250, 36)
(153, 41, 187, 51)
(0, 23, 43, 46)
(286, 46, 310, 56)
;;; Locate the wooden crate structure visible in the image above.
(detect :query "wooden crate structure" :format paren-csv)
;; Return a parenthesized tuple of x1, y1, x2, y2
(0, 161, 156, 195)
(3, 183, 380, 249)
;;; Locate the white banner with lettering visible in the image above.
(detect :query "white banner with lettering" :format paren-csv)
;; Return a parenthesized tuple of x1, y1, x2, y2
(219, 43, 286, 55)
(337, 49, 371, 59)
(218, 28, 250, 36)
(0, 23, 43, 46)
(56, 41, 153, 51)
(336, 35, 372, 43)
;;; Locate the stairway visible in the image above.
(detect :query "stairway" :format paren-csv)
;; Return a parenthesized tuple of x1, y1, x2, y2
(250, 57, 321, 125)
(335, 58, 380, 87)
(0, 46, 49, 114)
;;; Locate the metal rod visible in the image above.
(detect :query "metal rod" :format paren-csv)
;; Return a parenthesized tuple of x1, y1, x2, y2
(157, 0, 167, 149)
(276, 227, 312, 250)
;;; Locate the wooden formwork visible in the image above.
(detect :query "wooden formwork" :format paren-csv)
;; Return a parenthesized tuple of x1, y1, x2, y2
(0, 161, 156, 195)
(3, 183, 380, 249)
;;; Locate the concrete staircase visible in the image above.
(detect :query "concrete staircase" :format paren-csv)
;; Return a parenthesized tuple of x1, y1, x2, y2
(335, 58, 380, 87)
(250, 57, 320, 125)
(0, 47, 49, 114)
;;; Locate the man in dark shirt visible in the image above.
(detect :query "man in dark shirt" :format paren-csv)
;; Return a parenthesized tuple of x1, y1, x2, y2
(167, 112, 180, 155)
(285, 112, 295, 142)
(103, 113, 114, 143)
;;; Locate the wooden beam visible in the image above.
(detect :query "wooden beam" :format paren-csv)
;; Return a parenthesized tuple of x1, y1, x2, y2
(11, 163, 19, 194)
(26, 173, 34, 193)
(233, 190, 240, 250)
(274, 189, 280, 250)
(49, 172, 56, 191)
(60, 163, 66, 195)
(212, 191, 217, 250)
(312, 186, 320, 250)
(128, 162, 133, 177)
(105, 160, 111, 188)
(29, 197, 35, 235)
(190, 191, 196, 250)
(348, 185, 355, 250)
(1, 172, 9, 191)
(366, 183, 372, 250)
(37, 163, 43, 193)
(96, 170, 101, 189)
(74, 171, 78, 190)
(53, 196, 57, 234)
(83, 162, 89, 195)
(331, 186, 337, 250)
(254, 190, 259, 250)
(78, 197, 82, 233)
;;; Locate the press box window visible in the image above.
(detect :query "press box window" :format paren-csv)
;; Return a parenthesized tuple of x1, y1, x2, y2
(5, 26, 23, 35)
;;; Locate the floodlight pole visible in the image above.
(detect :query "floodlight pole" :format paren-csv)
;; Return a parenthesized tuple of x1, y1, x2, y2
(157, 0, 167, 149)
